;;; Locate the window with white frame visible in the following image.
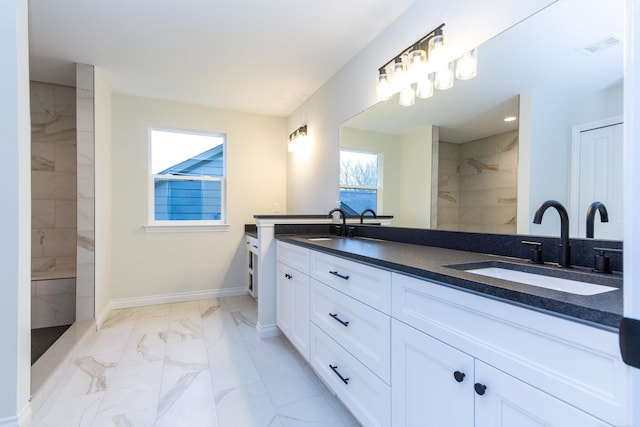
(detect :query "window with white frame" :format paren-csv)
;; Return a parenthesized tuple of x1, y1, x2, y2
(149, 128, 226, 225)
(339, 150, 381, 215)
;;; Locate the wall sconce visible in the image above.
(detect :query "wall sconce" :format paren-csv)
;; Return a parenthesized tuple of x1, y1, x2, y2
(288, 125, 308, 152)
(376, 23, 479, 106)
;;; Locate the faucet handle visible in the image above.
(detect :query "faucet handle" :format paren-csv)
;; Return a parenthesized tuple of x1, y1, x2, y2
(592, 247, 622, 274)
(521, 240, 543, 264)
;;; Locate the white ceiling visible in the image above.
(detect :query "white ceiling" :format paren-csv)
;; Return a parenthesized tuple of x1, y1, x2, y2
(28, 0, 416, 117)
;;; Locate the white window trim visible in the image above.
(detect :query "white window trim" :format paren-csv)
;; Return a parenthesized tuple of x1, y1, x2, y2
(147, 127, 228, 230)
(143, 223, 230, 233)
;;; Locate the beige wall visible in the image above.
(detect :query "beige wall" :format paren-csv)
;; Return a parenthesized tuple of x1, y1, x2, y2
(94, 69, 112, 321)
(111, 94, 286, 300)
(398, 127, 434, 228)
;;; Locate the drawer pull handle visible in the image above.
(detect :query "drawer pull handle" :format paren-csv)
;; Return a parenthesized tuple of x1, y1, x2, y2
(284, 273, 292, 280)
(329, 364, 349, 384)
(474, 383, 487, 396)
(329, 313, 349, 327)
(329, 271, 350, 280)
(453, 371, 465, 383)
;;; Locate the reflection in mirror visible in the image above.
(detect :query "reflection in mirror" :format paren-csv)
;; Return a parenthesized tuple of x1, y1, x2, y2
(340, 0, 623, 239)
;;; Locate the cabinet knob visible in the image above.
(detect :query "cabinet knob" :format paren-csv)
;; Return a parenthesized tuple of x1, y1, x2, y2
(453, 371, 465, 383)
(474, 383, 487, 396)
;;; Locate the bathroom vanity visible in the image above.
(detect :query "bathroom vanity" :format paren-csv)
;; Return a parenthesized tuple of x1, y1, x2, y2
(273, 232, 628, 427)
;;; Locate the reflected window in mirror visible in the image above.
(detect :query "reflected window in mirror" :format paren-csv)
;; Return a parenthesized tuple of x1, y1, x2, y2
(340, 150, 381, 215)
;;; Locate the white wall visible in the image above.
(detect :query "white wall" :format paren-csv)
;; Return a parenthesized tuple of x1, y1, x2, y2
(0, 0, 31, 425)
(111, 94, 286, 301)
(521, 89, 573, 236)
(519, 84, 624, 236)
(94, 69, 112, 322)
(624, 0, 640, 423)
(286, 0, 557, 213)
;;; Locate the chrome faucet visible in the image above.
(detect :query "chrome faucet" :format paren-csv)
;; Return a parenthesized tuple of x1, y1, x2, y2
(586, 201, 609, 238)
(328, 208, 347, 236)
(533, 200, 571, 268)
(359, 208, 377, 224)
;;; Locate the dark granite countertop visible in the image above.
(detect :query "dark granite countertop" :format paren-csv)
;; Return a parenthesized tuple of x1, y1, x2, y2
(277, 235, 622, 332)
(253, 214, 394, 220)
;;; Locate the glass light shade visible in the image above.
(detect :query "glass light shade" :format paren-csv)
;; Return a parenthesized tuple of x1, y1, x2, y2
(455, 48, 478, 80)
(408, 48, 428, 82)
(376, 69, 392, 101)
(428, 29, 446, 69)
(399, 85, 416, 107)
(288, 134, 308, 152)
(391, 58, 408, 93)
(416, 74, 434, 99)
(434, 62, 454, 90)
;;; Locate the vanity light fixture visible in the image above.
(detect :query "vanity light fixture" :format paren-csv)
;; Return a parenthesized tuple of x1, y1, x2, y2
(288, 125, 308, 152)
(376, 23, 479, 106)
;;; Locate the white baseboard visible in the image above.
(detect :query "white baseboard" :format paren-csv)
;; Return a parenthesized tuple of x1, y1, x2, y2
(110, 287, 248, 310)
(0, 415, 18, 427)
(95, 300, 113, 329)
(0, 403, 30, 427)
(256, 321, 282, 339)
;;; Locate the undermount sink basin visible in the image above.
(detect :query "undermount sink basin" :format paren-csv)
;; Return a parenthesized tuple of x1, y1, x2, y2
(447, 261, 619, 296)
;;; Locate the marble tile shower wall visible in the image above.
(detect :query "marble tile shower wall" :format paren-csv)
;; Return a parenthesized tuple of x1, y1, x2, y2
(30, 81, 77, 277)
(438, 130, 518, 234)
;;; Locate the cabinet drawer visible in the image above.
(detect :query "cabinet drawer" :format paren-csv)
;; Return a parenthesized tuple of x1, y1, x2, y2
(392, 272, 628, 425)
(310, 323, 391, 427)
(309, 250, 391, 313)
(310, 279, 390, 384)
(277, 241, 309, 274)
(246, 235, 259, 254)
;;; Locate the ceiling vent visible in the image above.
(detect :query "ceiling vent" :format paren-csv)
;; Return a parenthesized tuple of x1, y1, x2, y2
(577, 35, 622, 56)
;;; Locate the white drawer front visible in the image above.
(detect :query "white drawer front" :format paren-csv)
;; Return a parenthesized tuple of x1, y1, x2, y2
(310, 279, 391, 384)
(392, 272, 628, 425)
(246, 235, 259, 254)
(277, 241, 310, 274)
(310, 323, 391, 427)
(309, 250, 391, 313)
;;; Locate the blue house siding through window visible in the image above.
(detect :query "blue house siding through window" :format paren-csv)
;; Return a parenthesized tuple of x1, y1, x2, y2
(154, 145, 223, 220)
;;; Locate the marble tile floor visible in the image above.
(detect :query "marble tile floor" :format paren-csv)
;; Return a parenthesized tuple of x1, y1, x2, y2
(32, 295, 361, 427)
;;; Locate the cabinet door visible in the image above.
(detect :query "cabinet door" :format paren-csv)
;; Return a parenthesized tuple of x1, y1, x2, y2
(290, 270, 310, 359)
(475, 360, 612, 427)
(276, 262, 293, 338)
(391, 319, 474, 427)
(276, 261, 310, 360)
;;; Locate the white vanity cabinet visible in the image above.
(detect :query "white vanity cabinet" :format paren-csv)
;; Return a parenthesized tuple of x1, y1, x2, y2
(393, 319, 612, 427)
(392, 273, 624, 427)
(276, 241, 310, 360)
(275, 240, 628, 427)
(308, 250, 392, 427)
